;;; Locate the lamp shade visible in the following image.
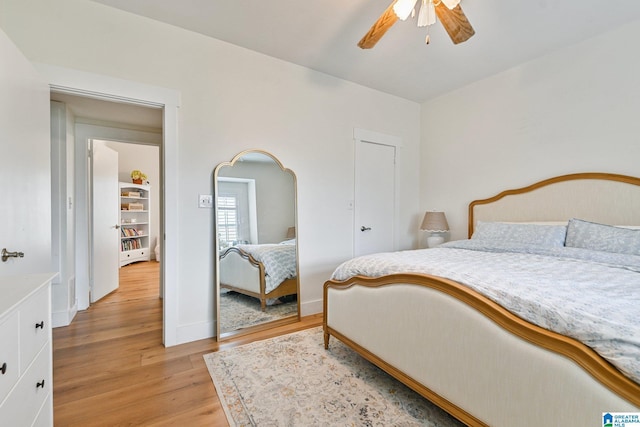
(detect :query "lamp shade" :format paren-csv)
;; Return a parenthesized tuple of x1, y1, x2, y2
(420, 211, 449, 232)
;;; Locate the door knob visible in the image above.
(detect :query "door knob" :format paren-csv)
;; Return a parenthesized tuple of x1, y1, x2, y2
(360, 226, 372, 232)
(1, 248, 24, 262)
(114, 224, 120, 229)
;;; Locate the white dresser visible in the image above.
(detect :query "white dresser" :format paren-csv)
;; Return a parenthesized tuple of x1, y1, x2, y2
(0, 273, 55, 427)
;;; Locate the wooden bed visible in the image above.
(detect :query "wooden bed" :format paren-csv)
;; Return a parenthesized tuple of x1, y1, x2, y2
(323, 172, 640, 427)
(219, 246, 297, 311)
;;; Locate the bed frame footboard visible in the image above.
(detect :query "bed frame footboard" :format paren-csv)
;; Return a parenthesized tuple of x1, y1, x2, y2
(323, 274, 640, 427)
(220, 247, 297, 310)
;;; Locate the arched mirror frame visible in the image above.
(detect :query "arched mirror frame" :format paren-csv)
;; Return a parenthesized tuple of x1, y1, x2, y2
(214, 149, 300, 341)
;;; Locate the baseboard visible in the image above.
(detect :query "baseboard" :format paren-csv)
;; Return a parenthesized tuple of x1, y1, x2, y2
(173, 299, 323, 346)
(300, 298, 322, 317)
(52, 303, 78, 328)
(175, 320, 215, 346)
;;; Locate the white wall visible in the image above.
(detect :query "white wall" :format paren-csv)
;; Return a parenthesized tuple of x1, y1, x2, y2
(50, 101, 77, 326)
(421, 20, 640, 241)
(0, 0, 421, 341)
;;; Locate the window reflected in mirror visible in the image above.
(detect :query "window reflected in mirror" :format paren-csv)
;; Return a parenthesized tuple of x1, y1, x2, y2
(214, 151, 299, 340)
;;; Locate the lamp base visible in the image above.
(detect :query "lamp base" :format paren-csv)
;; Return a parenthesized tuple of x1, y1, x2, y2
(427, 235, 445, 248)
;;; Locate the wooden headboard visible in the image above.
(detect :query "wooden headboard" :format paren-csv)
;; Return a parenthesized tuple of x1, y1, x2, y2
(468, 172, 640, 238)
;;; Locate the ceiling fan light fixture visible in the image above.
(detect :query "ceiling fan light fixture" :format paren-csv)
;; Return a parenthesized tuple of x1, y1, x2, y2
(440, 0, 461, 10)
(417, 0, 436, 27)
(358, 0, 474, 49)
(393, 0, 419, 20)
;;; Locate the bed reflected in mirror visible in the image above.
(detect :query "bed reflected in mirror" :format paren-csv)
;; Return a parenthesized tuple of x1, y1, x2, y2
(214, 150, 299, 341)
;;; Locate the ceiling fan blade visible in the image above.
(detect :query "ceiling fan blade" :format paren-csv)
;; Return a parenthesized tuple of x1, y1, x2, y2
(358, 2, 399, 49)
(434, 2, 475, 44)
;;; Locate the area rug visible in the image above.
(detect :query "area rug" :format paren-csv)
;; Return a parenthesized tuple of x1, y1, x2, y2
(204, 327, 462, 426)
(219, 289, 297, 333)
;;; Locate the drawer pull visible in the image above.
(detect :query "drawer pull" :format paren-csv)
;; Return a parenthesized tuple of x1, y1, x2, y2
(1, 362, 6, 374)
(36, 379, 45, 389)
(35, 321, 44, 329)
(1, 248, 24, 262)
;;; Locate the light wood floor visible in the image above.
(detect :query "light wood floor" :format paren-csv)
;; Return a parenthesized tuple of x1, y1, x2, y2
(53, 261, 322, 426)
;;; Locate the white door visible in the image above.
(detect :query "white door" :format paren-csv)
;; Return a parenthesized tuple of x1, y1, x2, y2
(0, 29, 51, 276)
(91, 140, 120, 302)
(354, 140, 396, 257)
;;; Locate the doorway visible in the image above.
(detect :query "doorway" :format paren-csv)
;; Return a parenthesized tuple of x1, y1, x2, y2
(93, 139, 161, 302)
(39, 63, 180, 345)
(51, 91, 163, 333)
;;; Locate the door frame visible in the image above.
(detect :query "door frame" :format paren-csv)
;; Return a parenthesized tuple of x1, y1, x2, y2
(353, 128, 402, 257)
(36, 63, 181, 346)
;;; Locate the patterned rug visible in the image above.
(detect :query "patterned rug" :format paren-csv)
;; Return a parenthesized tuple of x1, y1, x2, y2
(219, 289, 297, 334)
(203, 327, 463, 426)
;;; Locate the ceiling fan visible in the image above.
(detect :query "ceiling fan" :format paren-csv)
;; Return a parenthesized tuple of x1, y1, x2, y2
(358, 0, 475, 48)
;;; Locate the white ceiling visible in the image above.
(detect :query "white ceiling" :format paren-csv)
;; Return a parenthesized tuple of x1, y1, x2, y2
(89, 0, 640, 103)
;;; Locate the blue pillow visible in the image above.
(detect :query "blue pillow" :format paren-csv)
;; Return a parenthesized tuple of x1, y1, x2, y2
(472, 221, 567, 247)
(565, 218, 640, 255)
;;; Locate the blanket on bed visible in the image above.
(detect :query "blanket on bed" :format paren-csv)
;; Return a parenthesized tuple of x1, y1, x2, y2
(236, 243, 297, 293)
(331, 240, 640, 385)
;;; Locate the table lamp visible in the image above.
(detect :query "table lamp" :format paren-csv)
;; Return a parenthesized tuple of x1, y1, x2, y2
(421, 211, 449, 248)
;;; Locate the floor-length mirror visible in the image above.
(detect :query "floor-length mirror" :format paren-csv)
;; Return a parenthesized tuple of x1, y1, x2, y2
(214, 150, 299, 340)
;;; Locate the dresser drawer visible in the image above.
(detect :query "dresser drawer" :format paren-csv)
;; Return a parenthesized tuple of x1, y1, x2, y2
(19, 286, 50, 369)
(0, 341, 51, 427)
(32, 393, 53, 427)
(120, 247, 149, 263)
(0, 311, 20, 405)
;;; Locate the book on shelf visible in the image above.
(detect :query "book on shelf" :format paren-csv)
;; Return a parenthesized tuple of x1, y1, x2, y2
(120, 228, 144, 237)
(121, 202, 144, 211)
(121, 239, 143, 251)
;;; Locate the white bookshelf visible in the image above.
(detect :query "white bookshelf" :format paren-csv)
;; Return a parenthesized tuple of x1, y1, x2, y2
(119, 182, 151, 266)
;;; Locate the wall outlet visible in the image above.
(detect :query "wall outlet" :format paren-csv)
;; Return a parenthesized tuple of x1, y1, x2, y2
(198, 194, 213, 208)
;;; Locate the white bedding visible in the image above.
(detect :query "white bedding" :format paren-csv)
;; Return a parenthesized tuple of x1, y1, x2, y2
(236, 243, 297, 293)
(331, 240, 640, 385)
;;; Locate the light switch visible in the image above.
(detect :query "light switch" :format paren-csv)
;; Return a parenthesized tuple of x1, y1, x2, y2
(199, 194, 213, 208)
